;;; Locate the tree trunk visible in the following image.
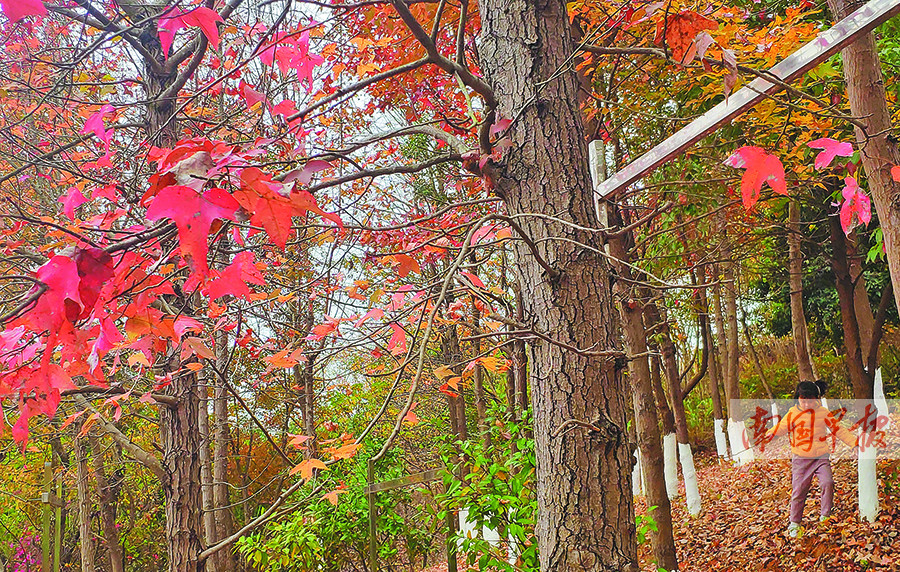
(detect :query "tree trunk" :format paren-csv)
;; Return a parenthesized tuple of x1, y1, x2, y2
(647, 302, 701, 515)
(650, 354, 679, 499)
(827, 0, 900, 316)
(471, 291, 491, 450)
(213, 328, 237, 572)
(609, 234, 678, 572)
(848, 229, 876, 353)
(787, 200, 817, 381)
(480, 0, 637, 567)
(198, 383, 218, 572)
(722, 253, 753, 464)
(160, 369, 204, 572)
(76, 436, 96, 572)
(88, 437, 125, 572)
(829, 213, 875, 400)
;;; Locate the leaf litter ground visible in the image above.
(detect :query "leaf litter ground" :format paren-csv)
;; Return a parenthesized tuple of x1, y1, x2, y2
(638, 453, 900, 571)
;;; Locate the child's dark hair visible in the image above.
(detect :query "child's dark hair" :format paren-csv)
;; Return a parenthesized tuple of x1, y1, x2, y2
(795, 381, 822, 400)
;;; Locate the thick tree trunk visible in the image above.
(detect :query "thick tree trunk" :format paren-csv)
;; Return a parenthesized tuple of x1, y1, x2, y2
(513, 287, 529, 417)
(609, 234, 678, 572)
(480, 0, 636, 567)
(88, 437, 125, 572)
(160, 370, 204, 572)
(827, 0, 900, 316)
(76, 436, 96, 572)
(787, 200, 817, 381)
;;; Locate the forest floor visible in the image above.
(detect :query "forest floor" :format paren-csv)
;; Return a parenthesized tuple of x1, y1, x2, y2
(637, 452, 900, 571)
(419, 452, 900, 572)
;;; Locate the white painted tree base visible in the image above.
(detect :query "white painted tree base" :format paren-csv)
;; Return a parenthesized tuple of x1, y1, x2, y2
(678, 442, 701, 515)
(663, 433, 679, 499)
(632, 448, 643, 496)
(714, 418, 729, 459)
(727, 418, 755, 465)
(858, 435, 879, 522)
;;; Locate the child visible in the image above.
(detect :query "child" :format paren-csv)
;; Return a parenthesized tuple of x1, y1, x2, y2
(765, 381, 857, 537)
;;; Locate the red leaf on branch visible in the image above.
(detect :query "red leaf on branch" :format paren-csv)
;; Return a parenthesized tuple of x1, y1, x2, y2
(723, 146, 787, 210)
(891, 165, 900, 182)
(807, 138, 853, 170)
(387, 323, 407, 356)
(59, 187, 88, 220)
(206, 251, 266, 300)
(653, 10, 718, 64)
(146, 186, 239, 276)
(839, 176, 871, 235)
(158, 6, 224, 56)
(0, 0, 46, 22)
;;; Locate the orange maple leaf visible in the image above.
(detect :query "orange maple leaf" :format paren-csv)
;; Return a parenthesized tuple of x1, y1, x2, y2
(654, 11, 718, 64)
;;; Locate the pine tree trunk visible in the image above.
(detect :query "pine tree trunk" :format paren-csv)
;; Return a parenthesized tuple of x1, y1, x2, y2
(787, 200, 817, 381)
(827, 0, 900, 316)
(479, 0, 637, 566)
(160, 370, 204, 572)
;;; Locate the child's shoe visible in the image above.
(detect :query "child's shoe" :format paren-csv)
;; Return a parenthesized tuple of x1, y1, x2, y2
(788, 522, 800, 538)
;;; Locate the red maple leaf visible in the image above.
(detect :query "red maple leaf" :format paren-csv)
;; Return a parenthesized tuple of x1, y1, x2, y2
(145, 186, 239, 276)
(807, 138, 853, 170)
(653, 10, 718, 64)
(74, 247, 114, 320)
(839, 176, 871, 235)
(723, 146, 787, 210)
(0, 0, 46, 22)
(206, 252, 266, 300)
(158, 6, 224, 56)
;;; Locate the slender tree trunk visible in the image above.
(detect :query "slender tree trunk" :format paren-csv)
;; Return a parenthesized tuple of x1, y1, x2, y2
(88, 437, 125, 572)
(76, 436, 96, 572)
(740, 318, 775, 400)
(647, 302, 701, 515)
(722, 250, 753, 464)
(827, 0, 900, 316)
(829, 214, 875, 400)
(471, 292, 491, 450)
(198, 383, 218, 572)
(212, 328, 237, 572)
(787, 200, 817, 381)
(513, 287, 529, 417)
(710, 273, 731, 458)
(650, 353, 679, 499)
(848, 229, 876, 352)
(480, 0, 636, 566)
(609, 233, 678, 572)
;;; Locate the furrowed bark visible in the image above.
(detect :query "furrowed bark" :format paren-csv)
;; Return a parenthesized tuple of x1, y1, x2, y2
(479, 0, 637, 566)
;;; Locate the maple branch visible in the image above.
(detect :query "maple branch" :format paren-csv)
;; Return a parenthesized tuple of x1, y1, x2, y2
(388, 0, 496, 108)
(369, 214, 490, 464)
(429, 0, 448, 42)
(0, 284, 46, 325)
(62, 385, 177, 407)
(305, 154, 460, 193)
(290, 57, 430, 122)
(72, 395, 167, 481)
